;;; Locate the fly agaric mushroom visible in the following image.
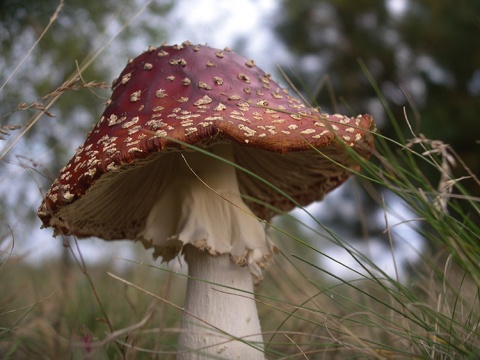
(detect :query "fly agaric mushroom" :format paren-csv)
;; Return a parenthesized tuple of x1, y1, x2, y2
(38, 41, 375, 359)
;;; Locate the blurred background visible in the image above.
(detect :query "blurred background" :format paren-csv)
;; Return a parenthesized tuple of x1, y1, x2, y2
(1, 0, 479, 357)
(1, 0, 478, 273)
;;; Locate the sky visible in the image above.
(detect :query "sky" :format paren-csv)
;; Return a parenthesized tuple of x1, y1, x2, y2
(2, 0, 423, 281)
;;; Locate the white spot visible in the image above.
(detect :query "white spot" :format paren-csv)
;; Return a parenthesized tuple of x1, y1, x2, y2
(198, 121, 213, 127)
(194, 95, 213, 106)
(205, 116, 224, 121)
(155, 130, 167, 137)
(106, 162, 120, 171)
(130, 91, 141, 102)
(300, 129, 315, 134)
(198, 82, 211, 90)
(121, 117, 140, 129)
(313, 130, 331, 139)
(185, 127, 198, 136)
(146, 119, 167, 129)
(238, 73, 251, 83)
(86, 168, 97, 177)
(214, 103, 227, 111)
(62, 191, 74, 201)
(128, 126, 141, 135)
(121, 73, 132, 84)
(108, 114, 119, 126)
(238, 124, 256, 137)
(156, 89, 167, 98)
(126, 139, 141, 147)
(230, 115, 251, 123)
(178, 114, 201, 120)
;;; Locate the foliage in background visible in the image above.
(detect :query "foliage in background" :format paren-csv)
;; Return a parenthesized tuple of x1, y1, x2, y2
(1, 1, 479, 359)
(275, 0, 480, 202)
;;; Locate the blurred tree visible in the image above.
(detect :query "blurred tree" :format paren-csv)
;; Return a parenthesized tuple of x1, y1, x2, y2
(1, 0, 174, 141)
(275, 0, 480, 185)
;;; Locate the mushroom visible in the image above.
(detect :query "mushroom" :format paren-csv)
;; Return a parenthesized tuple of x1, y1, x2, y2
(38, 41, 375, 359)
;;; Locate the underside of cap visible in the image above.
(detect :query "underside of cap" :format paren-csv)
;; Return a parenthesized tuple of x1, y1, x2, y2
(48, 144, 276, 277)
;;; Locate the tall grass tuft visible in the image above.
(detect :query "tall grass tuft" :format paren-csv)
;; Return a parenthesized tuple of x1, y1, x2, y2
(247, 69, 480, 358)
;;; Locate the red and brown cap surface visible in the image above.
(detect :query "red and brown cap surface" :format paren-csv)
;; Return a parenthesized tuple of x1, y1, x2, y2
(38, 41, 375, 239)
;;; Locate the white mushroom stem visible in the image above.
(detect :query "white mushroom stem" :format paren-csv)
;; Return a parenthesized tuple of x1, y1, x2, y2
(140, 144, 271, 359)
(178, 245, 264, 359)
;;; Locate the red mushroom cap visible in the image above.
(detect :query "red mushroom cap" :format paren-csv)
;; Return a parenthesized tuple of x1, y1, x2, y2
(38, 42, 375, 240)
